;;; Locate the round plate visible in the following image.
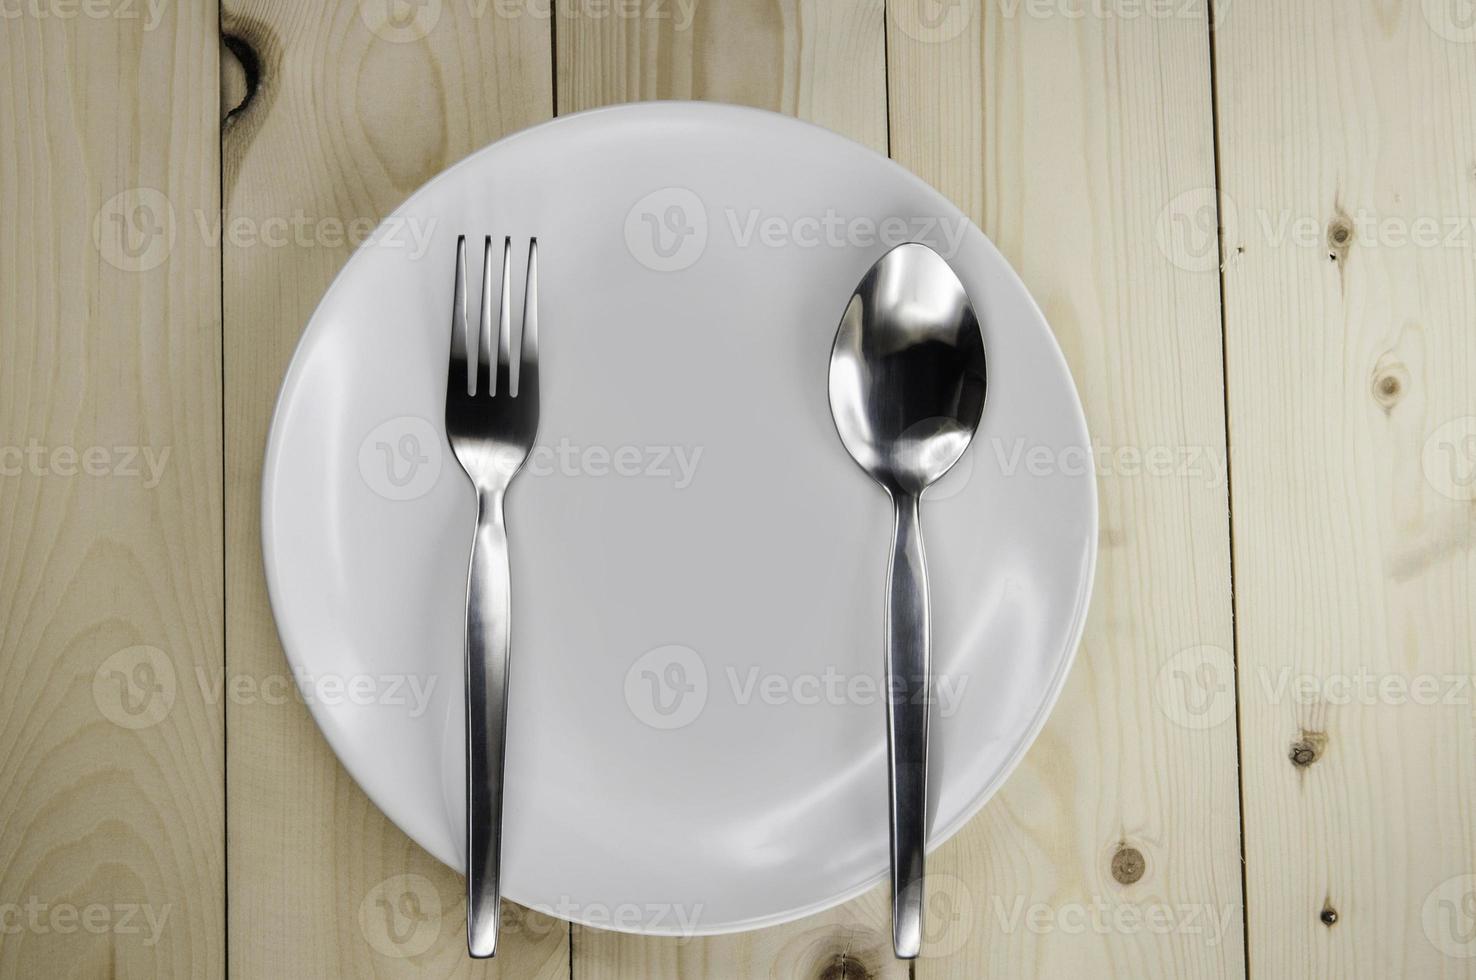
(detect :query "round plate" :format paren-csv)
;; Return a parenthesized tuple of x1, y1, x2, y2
(263, 102, 1096, 936)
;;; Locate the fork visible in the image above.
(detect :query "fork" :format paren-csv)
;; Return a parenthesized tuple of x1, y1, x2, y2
(445, 234, 540, 959)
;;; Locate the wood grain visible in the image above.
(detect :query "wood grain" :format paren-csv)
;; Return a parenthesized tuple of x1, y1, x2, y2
(556, 0, 887, 153)
(570, 887, 907, 980)
(10, 0, 1476, 976)
(889, 2, 1246, 977)
(554, 1, 899, 976)
(1215, 1, 1476, 976)
(0, 2, 225, 978)
(219, 1, 564, 975)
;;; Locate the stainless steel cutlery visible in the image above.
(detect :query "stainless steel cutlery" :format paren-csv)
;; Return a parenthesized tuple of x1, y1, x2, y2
(444, 233, 985, 961)
(827, 243, 987, 959)
(445, 234, 541, 959)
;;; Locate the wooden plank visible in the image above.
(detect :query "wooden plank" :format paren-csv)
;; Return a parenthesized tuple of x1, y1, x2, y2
(0, 3, 224, 978)
(555, 1, 899, 976)
(1215, 1, 1476, 976)
(570, 888, 909, 980)
(890, 3, 1245, 977)
(219, 1, 564, 975)
(556, 0, 887, 154)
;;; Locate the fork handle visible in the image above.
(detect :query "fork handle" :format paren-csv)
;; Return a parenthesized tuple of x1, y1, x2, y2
(466, 489, 511, 959)
(885, 491, 929, 959)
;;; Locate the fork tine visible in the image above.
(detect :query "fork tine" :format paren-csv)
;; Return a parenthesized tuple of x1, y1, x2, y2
(515, 238, 537, 398)
(449, 235, 469, 396)
(476, 235, 495, 397)
(495, 236, 513, 397)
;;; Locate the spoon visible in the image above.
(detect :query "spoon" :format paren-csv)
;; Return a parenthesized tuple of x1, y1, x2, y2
(826, 242, 987, 959)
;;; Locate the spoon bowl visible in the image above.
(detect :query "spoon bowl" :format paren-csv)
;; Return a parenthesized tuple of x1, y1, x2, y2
(828, 243, 986, 496)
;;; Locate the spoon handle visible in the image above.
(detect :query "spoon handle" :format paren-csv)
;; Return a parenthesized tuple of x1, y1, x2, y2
(885, 491, 930, 959)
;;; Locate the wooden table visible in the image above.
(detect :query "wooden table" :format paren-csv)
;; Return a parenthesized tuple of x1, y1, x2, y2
(3, 0, 1474, 976)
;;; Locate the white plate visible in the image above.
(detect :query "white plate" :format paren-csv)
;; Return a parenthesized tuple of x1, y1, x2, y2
(263, 102, 1096, 936)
